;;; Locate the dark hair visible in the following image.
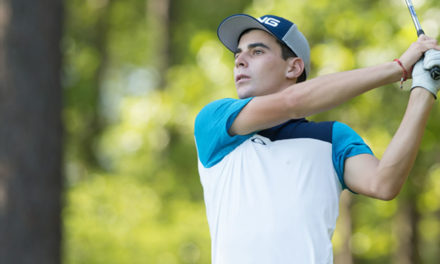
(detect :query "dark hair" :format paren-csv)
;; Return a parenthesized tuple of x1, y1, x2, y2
(238, 29, 307, 83)
(275, 39, 307, 83)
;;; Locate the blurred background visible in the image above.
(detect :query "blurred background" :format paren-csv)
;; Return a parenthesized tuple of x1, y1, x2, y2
(0, 0, 440, 263)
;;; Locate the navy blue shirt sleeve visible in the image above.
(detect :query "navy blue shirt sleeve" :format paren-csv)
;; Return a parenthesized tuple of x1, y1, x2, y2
(194, 98, 254, 168)
(332, 121, 374, 190)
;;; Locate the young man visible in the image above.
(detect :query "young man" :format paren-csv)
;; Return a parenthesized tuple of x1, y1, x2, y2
(194, 14, 440, 263)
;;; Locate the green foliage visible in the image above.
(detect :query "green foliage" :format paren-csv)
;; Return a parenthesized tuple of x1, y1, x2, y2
(62, 0, 440, 263)
(64, 173, 210, 263)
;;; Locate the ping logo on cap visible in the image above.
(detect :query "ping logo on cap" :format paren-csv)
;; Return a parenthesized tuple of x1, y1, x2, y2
(257, 17, 280, 27)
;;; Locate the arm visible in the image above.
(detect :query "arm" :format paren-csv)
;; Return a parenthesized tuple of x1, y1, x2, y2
(344, 50, 440, 200)
(230, 36, 440, 136)
(344, 88, 434, 200)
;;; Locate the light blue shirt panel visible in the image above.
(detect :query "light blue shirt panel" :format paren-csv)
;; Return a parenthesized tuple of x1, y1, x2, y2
(332, 121, 374, 190)
(194, 98, 254, 168)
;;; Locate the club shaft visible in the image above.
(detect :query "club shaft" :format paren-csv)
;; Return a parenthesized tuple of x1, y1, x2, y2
(405, 0, 425, 36)
(404, 0, 440, 80)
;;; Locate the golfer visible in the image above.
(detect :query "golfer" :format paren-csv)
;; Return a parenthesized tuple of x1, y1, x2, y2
(194, 14, 440, 263)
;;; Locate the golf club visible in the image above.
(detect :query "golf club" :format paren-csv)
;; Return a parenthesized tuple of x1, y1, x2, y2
(405, 0, 440, 80)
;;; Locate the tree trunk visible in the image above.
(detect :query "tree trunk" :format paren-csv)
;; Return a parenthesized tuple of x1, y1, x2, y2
(0, 0, 63, 263)
(393, 199, 421, 264)
(80, 0, 113, 170)
(147, 0, 171, 89)
(393, 170, 424, 264)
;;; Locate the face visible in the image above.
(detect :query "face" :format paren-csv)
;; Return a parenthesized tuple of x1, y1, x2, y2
(234, 29, 291, 99)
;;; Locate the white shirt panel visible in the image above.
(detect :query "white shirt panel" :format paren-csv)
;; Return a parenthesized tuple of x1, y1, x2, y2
(199, 135, 341, 264)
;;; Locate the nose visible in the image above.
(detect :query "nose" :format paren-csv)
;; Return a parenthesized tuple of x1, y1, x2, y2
(235, 52, 248, 68)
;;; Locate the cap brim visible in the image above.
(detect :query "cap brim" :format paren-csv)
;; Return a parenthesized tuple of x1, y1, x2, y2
(217, 14, 271, 53)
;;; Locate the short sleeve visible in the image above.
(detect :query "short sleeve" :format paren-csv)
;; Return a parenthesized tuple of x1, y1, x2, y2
(332, 121, 374, 190)
(194, 98, 254, 168)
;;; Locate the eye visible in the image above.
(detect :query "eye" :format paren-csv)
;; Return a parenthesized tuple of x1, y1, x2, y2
(253, 49, 264, 55)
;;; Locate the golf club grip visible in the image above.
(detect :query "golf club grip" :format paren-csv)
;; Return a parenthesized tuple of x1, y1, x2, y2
(430, 66, 440, 80)
(416, 29, 425, 37)
(425, 49, 440, 80)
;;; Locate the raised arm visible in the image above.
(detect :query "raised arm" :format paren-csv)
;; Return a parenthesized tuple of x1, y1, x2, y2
(344, 50, 440, 200)
(230, 35, 440, 136)
(344, 88, 434, 200)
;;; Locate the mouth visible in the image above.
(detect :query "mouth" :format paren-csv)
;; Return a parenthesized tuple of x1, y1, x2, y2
(235, 74, 250, 83)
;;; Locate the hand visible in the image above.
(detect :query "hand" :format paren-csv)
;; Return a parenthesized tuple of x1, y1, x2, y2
(411, 58, 440, 99)
(423, 49, 440, 70)
(399, 35, 440, 74)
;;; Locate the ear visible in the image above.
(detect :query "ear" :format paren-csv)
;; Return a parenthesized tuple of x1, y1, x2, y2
(285, 57, 305, 80)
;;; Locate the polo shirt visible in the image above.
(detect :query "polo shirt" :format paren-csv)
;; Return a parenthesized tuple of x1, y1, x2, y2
(194, 98, 373, 264)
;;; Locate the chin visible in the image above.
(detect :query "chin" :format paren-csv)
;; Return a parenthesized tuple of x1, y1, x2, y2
(237, 92, 253, 99)
(236, 86, 255, 99)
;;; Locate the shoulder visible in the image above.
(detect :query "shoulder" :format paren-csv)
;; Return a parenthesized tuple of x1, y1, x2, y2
(194, 97, 254, 168)
(332, 121, 366, 145)
(197, 98, 237, 114)
(195, 97, 253, 134)
(196, 98, 251, 119)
